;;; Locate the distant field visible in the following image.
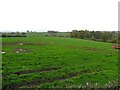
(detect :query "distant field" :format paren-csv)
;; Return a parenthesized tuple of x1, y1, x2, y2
(26, 32, 70, 37)
(2, 36, 118, 89)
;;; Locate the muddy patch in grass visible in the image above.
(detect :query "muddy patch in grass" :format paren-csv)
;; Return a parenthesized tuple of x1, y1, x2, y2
(2, 42, 20, 45)
(2, 42, 55, 46)
(66, 45, 77, 49)
(1, 42, 55, 45)
(23, 42, 55, 46)
(14, 67, 61, 75)
(82, 46, 117, 54)
(3, 70, 93, 89)
(66, 45, 117, 54)
(2, 42, 24, 45)
(14, 48, 30, 53)
(17, 69, 110, 88)
(3, 69, 113, 89)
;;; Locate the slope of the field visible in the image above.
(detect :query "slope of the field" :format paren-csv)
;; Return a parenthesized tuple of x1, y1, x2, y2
(2, 36, 118, 89)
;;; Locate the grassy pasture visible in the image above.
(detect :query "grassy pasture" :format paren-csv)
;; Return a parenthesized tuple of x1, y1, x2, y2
(26, 32, 70, 37)
(2, 36, 118, 89)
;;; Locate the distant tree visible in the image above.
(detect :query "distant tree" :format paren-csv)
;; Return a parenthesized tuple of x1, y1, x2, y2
(2, 33, 7, 37)
(70, 30, 118, 43)
(47, 30, 58, 33)
(111, 38, 117, 43)
(27, 30, 29, 32)
(78, 30, 86, 39)
(21, 32, 26, 37)
(94, 31, 102, 39)
(16, 31, 19, 33)
(118, 31, 120, 44)
(70, 30, 78, 38)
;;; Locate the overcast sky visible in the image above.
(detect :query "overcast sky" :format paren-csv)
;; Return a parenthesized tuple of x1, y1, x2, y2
(0, 0, 119, 32)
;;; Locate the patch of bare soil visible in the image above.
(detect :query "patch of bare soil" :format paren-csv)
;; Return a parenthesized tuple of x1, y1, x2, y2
(66, 45, 117, 54)
(2, 42, 55, 46)
(66, 45, 77, 49)
(14, 48, 30, 53)
(81, 46, 117, 54)
(23, 42, 55, 46)
(17, 69, 115, 88)
(2, 70, 92, 90)
(2, 42, 20, 45)
(14, 67, 61, 75)
(2, 67, 61, 90)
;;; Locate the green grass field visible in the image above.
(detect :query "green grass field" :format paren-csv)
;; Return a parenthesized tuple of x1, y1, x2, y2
(26, 32, 70, 37)
(2, 36, 118, 89)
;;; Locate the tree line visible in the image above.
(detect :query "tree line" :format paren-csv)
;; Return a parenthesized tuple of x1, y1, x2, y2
(1, 32, 26, 37)
(70, 30, 118, 43)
